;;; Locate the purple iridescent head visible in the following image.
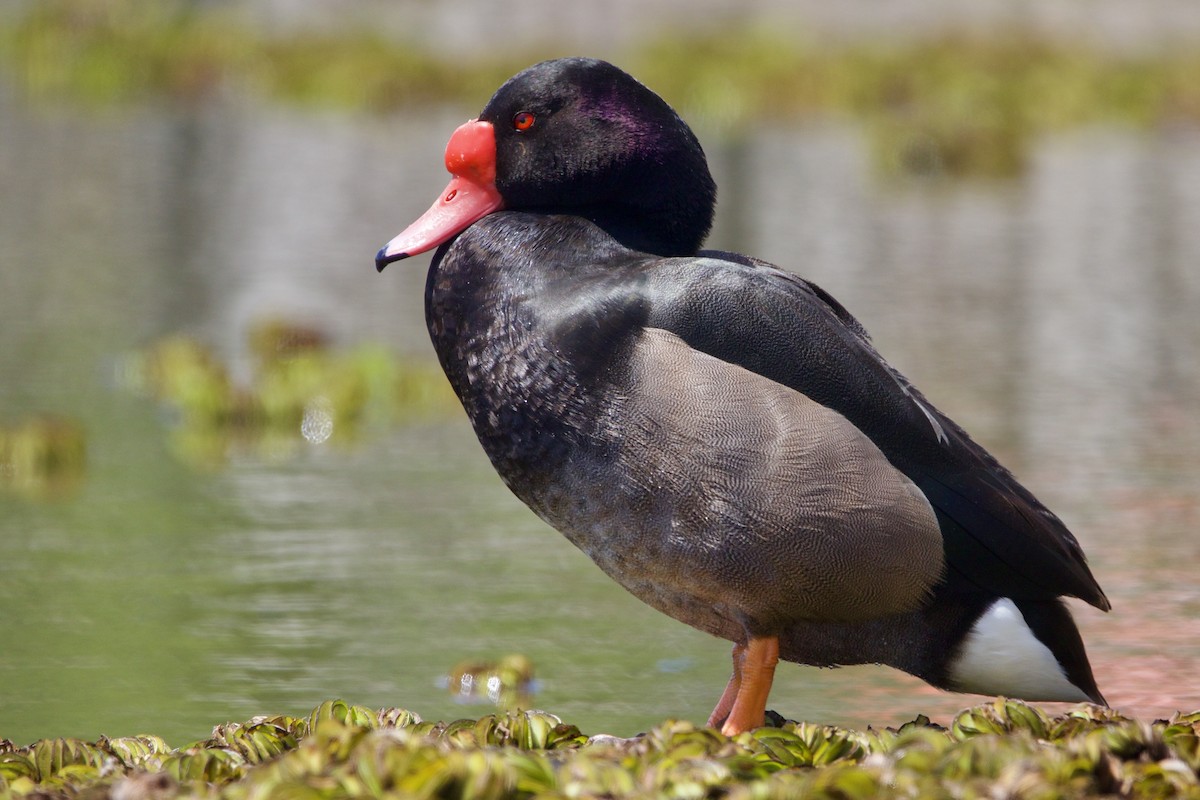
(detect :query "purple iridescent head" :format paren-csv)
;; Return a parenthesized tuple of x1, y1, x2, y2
(377, 58, 717, 267)
(477, 58, 716, 256)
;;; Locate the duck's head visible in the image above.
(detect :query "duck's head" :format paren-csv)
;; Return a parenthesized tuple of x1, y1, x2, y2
(376, 57, 716, 270)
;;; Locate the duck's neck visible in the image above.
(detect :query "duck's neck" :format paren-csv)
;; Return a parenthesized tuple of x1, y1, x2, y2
(573, 198, 711, 256)
(513, 148, 716, 257)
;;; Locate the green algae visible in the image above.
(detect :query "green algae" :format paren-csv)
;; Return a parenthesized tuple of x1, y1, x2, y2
(4, 1, 1200, 177)
(3, 699, 1199, 799)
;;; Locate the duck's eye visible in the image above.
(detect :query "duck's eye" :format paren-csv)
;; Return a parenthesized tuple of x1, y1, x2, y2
(512, 111, 536, 132)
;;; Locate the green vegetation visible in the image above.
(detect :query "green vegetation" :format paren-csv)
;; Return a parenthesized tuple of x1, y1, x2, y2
(0, 320, 456, 493)
(119, 320, 456, 469)
(447, 655, 537, 710)
(0, 415, 86, 500)
(0, 0, 527, 109)
(4, 1, 1200, 176)
(631, 31, 1200, 178)
(2, 699, 1199, 798)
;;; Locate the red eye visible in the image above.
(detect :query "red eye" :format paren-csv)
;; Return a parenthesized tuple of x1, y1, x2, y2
(512, 111, 536, 131)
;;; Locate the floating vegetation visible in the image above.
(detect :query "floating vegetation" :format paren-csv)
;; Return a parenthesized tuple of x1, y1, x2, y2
(0, 415, 86, 500)
(0, 0, 521, 110)
(443, 655, 538, 709)
(2, 699, 1199, 798)
(630, 29, 1200, 179)
(4, 1, 1200, 177)
(118, 319, 457, 468)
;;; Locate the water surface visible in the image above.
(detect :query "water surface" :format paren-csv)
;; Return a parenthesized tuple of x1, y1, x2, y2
(2, 92, 1198, 744)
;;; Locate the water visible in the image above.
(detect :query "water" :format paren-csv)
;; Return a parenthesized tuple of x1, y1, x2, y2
(2, 90, 1199, 745)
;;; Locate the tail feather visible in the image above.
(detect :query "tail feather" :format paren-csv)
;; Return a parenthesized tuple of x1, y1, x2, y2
(1014, 598, 1106, 705)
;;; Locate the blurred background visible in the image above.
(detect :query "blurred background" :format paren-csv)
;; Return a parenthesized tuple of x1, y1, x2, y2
(2, 0, 1199, 746)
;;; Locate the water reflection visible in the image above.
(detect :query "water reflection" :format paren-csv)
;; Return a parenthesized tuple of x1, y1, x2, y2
(1, 91, 1199, 745)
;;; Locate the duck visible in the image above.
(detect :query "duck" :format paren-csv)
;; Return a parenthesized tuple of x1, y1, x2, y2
(375, 57, 1109, 736)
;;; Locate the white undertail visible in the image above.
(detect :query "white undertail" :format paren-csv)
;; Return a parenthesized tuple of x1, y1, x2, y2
(948, 598, 1090, 702)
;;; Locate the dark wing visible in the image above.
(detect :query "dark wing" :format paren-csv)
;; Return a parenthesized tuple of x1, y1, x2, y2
(630, 253, 1109, 611)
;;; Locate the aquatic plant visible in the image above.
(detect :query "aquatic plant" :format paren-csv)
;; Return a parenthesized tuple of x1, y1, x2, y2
(2, 699, 1199, 799)
(117, 320, 457, 468)
(445, 655, 538, 709)
(0, 415, 86, 500)
(4, 1, 1200, 177)
(631, 29, 1200, 178)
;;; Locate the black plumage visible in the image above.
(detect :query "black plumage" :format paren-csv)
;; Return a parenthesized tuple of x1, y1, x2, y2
(378, 57, 1108, 733)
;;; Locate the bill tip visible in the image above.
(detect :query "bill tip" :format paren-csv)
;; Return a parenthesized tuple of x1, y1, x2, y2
(375, 246, 409, 272)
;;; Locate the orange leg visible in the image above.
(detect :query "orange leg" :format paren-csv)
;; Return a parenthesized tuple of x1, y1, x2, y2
(706, 642, 746, 728)
(717, 635, 779, 736)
